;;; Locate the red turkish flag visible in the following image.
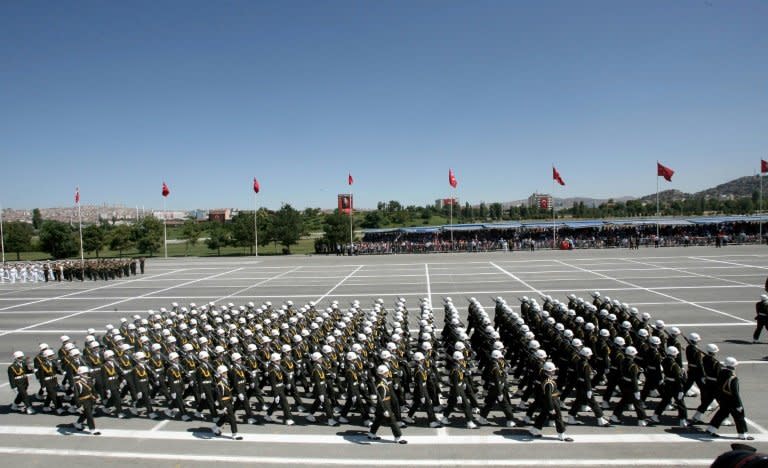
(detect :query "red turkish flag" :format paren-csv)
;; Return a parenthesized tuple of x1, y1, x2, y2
(761, 159, 768, 174)
(657, 162, 674, 182)
(162, 182, 170, 197)
(539, 197, 549, 210)
(448, 169, 458, 188)
(253, 177, 260, 194)
(348, 173, 354, 185)
(553, 166, 565, 186)
(75, 187, 80, 204)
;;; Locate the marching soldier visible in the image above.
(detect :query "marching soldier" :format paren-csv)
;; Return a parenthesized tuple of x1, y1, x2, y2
(306, 351, 338, 426)
(367, 364, 407, 444)
(650, 346, 688, 427)
(567, 347, 609, 427)
(165, 352, 192, 421)
(706, 357, 753, 440)
(610, 346, 648, 426)
(753, 294, 768, 343)
(265, 353, 295, 425)
(443, 350, 480, 428)
(479, 349, 516, 427)
(529, 361, 572, 442)
(37, 348, 65, 414)
(8, 351, 35, 414)
(229, 353, 257, 424)
(72, 366, 101, 435)
(210, 365, 243, 440)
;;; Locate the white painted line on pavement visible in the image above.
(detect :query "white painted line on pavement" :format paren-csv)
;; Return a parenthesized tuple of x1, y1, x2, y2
(212, 266, 303, 304)
(150, 420, 170, 432)
(0, 424, 765, 445)
(746, 417, 768, 434)
(489, 262, 544, 296)
(0, 447, 716, 466)
(314, 265, 364, 304)
(0, 267, 244, 338)
(425, 264, 433, 307)
(690, 256, 768, 271)
(553, 260, 752, 324)
(622, 258, 756, 287)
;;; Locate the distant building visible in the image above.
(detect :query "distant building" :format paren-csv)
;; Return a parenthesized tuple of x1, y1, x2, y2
(208, 209, 232, 223)
(435, 198, 460, 209)
(528, 193, 552, 210)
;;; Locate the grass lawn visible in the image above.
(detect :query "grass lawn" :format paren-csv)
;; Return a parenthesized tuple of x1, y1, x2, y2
(7, 237, 317, 261)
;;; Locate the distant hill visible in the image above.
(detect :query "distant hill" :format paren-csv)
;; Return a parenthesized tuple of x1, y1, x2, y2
(635, 176, 764, 204)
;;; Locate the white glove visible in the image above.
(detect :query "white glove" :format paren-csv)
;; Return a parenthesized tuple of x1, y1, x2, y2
(457, 396, 463, 405)
(320, 395, 325, 403)
(171, 392, 177, 399)
(200, 392, 206, 400)
(677, 392, 684, 401)
(214, 400, 220, 407)
(587, 391, 592, 399)
(633, 392, 640, 400)
(383, 410, 390, 417)
(106, 390, 112, 399)
(136, 392, 143, 400)
(238, 393, 245, 401)
(275, 395, 280, 404)
(736, 406, 744, 413)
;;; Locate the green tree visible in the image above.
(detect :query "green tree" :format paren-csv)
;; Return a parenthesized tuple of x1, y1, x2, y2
(133, 216, 164, 256)
(32, 208, 43, 230)
(361, 211, 383, 229)
(4, 221, 34, 260)
(82, 224, 106, 258)
(489, 203, 503, 220)
(180, 219, 203, 256)
(230, 213, 255, 255)
(205, 222, 230, 255)
(39, 220, 78, 259)
(322, 212, 351, 250)
(109, 224, 134, 257)
(272, 204, 303, 253)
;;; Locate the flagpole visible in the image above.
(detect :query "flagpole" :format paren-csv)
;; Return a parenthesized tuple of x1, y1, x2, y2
(77, 190, 84, 281)
(449, 193, 453, 250)
(757, 167, 763, 245)
(163, 196, 168, 259)
(552, 173, 556, 250)
(656, 163, 660, 239)
(0, 203, 5, 264)
(254, 192, 259, 257)
(349, 193, 354, 255)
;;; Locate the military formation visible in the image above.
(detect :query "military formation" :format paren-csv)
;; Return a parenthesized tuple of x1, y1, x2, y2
(6, 293, 757, 442)
(0, 258, 145, 283)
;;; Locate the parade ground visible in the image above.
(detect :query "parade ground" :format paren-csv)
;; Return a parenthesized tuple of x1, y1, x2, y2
(0, 246, 766, 467)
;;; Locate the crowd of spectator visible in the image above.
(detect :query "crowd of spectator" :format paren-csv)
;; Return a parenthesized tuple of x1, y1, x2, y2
(351, 221, 767, 255)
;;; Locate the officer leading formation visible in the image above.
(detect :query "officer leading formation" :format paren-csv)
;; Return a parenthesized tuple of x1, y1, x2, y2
(6, 293, 756, 442)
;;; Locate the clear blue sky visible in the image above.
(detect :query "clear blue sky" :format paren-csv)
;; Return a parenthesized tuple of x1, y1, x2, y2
(2, 1, 767, 211)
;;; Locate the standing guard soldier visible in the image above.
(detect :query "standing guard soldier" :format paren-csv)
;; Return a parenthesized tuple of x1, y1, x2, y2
(8, 351, 35, 414)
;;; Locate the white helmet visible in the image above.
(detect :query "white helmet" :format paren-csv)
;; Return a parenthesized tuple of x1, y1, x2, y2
(311, 352, 323, 362)
(580, 347, 593, 358)
(198, 351, 209, 359)
(376, 364, 389, 376)
(12, 351, 24, 359)
(216, 365, 228, 375)
(270, 353, 281, 362)
(77, 366, 90, 375)
(133, 351, 146, 360)
(346, 352, 357, 361)
(491, 350, 503, 359)
(665, 346, 679, 357)
(724, 357, 738, 368)
(625, 346, 638, 357)
(542, 361, 556, 373)
(380, 350, 391, 360)
(688, 332, 701, 343)
(231, 352, 242, 361)
(168, 352, 179, 360)
(614, 337, 625, 347)
(452, 351, 464, 361)
(413, 352, 425, 361)
(706, 344, 719, 354)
